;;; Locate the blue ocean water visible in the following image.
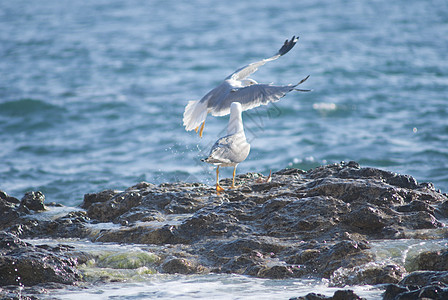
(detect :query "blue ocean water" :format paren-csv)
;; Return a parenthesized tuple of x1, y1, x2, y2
(1, 0, 447, 206)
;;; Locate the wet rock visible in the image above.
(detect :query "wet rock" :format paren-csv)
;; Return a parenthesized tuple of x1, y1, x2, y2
(81, 189, 120, 209)
(396, 200, 434, 213)
(383, 284, 410, 300)
(384, 272, 448, 300)
(275, 168, 307, 176)
(19, 191, 46, 212)
(161, 257, 206, 274)
(6, 210, 90, 240)
(72, 162, 448, 283)
(330, 263, 405, 286)
(0, 191, 20, 228)
(0, 232, 81, 286)
(257, 265, 296, 279)
(411, 249, 448, 271)
(2, 161, 448, 290)
(401, 211, 443, 229)
(295, 241, 374, 279)
(0, 190, 20, 205)
(116, 208, 165, 224)
(290, 289, 365, 300)
(0, 282, 69, 300)
(384, 283, 448, 300)
(399, 270, 448, 287)
(93, 222, 188, 245)
(345, 206, 388, 232)
(438, 200, 448, 217)
(87, 191, 143, 222)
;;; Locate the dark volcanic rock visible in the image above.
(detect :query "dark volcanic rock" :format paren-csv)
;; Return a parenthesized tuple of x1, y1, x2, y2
(1, 161, 448, 292)
(73, 162, 448, 282)
(81, 189, 120, 209)
(384, 282, 448, 300)
(161, 257, 207, 274)
(290, 289, 365, 300)
(0, 191, 20, 228)
(383, 271, 448, 300)
(87, 191, 144, 222)
(20, 191, 46, 212)
(411, 249, 448, 271)
(0, 232, 81, 286)
(398, 270, 448, 286)
(330, 263, 405, 286)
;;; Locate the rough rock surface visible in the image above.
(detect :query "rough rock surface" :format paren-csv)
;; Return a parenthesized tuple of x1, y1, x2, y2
(383, 271, 448, 299)
(0, 232, 82, 286)
(290, 289, 365, 300)
(1, 162, 448, 299)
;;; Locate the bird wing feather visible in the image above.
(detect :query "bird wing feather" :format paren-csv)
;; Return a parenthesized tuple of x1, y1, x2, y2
(211, 84, 295, 116)
(226, 36, 299, 82)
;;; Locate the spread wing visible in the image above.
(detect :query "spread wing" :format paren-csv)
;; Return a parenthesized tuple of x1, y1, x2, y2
(226, 36, 299, 82)
(211, 75, 310, 116)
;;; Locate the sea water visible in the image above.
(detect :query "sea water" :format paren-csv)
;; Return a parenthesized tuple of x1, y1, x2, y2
(1, 0, 448, 298)
(1, 0, 447, 206)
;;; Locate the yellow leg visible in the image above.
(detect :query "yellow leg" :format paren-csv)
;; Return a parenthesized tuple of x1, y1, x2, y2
(266, 170, 272, 183)
(194, 126, 199, 133)
(199, 120, 205, 138)
(216, 166, 225, 194)
(230, 166, 237, 189)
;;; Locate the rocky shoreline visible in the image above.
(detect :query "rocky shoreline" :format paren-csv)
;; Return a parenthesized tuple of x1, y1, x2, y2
(1, 161, 448, 299)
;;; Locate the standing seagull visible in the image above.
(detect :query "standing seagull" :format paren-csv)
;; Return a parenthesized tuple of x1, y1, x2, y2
(183, 35, 310, 137)
(202, 102, 250, 193)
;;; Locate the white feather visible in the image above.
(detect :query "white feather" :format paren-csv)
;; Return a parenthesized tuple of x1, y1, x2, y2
(182, 100, 208, 131)
(226, 102, 244, 135)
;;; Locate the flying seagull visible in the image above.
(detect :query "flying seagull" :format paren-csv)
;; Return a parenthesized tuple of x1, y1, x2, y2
(201, 102, 250, 193)
(183, 35, 310, 137)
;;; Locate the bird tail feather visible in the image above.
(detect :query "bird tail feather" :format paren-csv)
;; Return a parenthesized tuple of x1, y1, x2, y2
(183, 100, 208, 131)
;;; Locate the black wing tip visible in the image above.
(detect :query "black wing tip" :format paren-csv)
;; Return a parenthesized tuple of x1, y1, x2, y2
(301, 74, 310, 83)
(293, 75, 311, 91)
(278, 35, 300, 56)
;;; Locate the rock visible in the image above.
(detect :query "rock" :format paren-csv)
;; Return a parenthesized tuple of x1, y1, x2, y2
(94, 223, 185, 245)
(330, 263, 405, 286)
(81, 189, 120, 209)
(87, 191, 143, 222)
(0, 190, 20, 205)
(161, 257, 206, 274)
(19, 191, 46, 212)
(0, 232, 81, 286)
(384, 283, 448, 300)
(410, 249, 448, 271)
(257, 265, 296, 279)
(382, 284, 410, 300)
(398, 270, 448, 287)
(345, 206, 388, 232)
(0, 191, 20, 228)
(384, 271, 448, 300)
(290, 289, 365, 300)
(6, 210, 90, 240)
(1, 161, 448, 291)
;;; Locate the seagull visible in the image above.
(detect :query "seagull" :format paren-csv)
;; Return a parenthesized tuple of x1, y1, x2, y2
(201, 102, 250, 193)
(183, 35, 310, 137)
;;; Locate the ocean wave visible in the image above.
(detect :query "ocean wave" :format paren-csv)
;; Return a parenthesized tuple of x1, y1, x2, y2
(0, 98, 65, 117)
